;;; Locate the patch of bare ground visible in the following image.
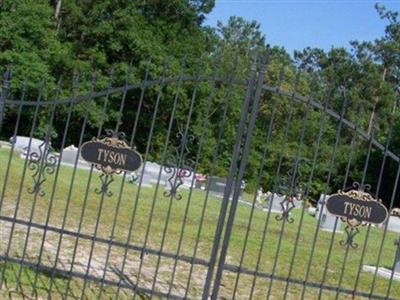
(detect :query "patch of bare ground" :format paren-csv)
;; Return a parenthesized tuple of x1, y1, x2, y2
(0, 218, 206, 298)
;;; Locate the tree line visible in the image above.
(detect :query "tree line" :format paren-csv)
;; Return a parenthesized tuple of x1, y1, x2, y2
(0, 1, 399, 207)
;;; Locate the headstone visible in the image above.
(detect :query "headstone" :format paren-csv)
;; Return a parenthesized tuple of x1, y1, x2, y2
(135, 162, 194, 188)
(194, 173, 207, 190)
(206, 176, 244, 198)
(61, 145, 80, 164)
(316, 194, 342, 232)
(179, 169, 195, 189)
(59, 145, 91, 169)
(208, 176, 227, 197)
(140, 162, 168, 186)
(134, 162, 154, 187)
(256, 188, 265, 206)
(362, 239, 400, 281)
(293, 198, 303, 208)
(265, 193, 285, 213)
(10, 136, 45, 157)
(308, 206, 317, 216)
(143, 162, 162, 177)
(395, 239, 400, 273)
(386, 216, 400, 233)
(140, 174, 153, 187)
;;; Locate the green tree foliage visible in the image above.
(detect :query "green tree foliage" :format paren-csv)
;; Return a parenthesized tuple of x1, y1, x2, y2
(0, 1, 399, 206)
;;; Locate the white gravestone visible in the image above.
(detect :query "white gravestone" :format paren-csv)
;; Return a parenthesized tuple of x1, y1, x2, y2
(316, 194, 342, 232)
(60, 145, 90, 169)
(136, 162, 169, 187)
(363, 239, 400, 281)
(10, 136, 45, 158)
(386, 216, 400, 233)
(140, 174, 154, 187)
(395, 239, 400, 273)
(292, 197, 303, 209)
(61, 145, 79, 163)
(180, 170, 195, 189)
(256, 188, 266, 206)
(265, 193, 285, 213)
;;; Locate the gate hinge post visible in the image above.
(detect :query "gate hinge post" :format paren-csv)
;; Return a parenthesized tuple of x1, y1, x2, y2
(205, 48, 270, 300)
(201, 50, 263, 300)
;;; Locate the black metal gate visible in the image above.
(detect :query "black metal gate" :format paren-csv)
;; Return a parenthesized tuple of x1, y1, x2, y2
(0, 51, 399, 299)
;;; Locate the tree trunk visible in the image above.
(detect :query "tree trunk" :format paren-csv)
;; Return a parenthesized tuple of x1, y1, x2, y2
(55, 0, 62, 32)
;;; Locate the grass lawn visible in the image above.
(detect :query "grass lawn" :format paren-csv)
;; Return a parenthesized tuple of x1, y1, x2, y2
(0, 146, 399, 299)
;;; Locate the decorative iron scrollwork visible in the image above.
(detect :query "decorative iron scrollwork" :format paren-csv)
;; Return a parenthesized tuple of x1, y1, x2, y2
(275, 196, 296, 223)
(163, 129, 195, 200)
(340, 226, 361, 249)
(275, 158, 307, 223)
(95, 173, 114, 197)
(27, 137, 57, 197)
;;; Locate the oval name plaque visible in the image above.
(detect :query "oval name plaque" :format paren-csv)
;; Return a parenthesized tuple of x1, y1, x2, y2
(325, 184, 389, 249)
(326, 194, 388, 225)
(326, 187, 388, 227)
(80, 133, 142, 175)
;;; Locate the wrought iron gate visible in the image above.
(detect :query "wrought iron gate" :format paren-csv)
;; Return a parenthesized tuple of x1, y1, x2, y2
(0, 51, 399, 299)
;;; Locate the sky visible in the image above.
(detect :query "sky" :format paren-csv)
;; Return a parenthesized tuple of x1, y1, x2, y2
(204, 0, 400, 55)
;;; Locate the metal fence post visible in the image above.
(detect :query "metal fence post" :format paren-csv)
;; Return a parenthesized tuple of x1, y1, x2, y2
(201, 52, 260, 300)
(210, 51, 269, 300)
(0, 65, 12, 135)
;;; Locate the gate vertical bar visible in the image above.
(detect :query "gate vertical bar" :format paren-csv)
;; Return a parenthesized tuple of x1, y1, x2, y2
(299, 87, 349, 299)
(201, 51, 260, 300)
(0, 65, 12, 134)
(147, 57, 206, 298)
(184, 53, 240, 298)
(0, 79, 45, 290)
(210, 51, 268, 300)
(78, 63, 134, 299)
(114, 59, 169, 298)
(248, 65, 288, 299)
(166, 57, 221, 298)
(14, 78, 62, 295)
(369, 96, 400, 297)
